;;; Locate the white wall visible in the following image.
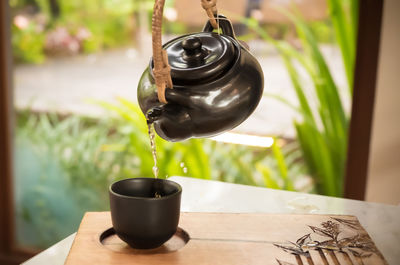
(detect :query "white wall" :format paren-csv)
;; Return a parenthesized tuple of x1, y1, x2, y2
(366, 0, 400, 205)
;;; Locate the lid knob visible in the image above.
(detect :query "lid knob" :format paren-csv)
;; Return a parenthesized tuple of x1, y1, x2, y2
(182, 37, 202, 51)
(182, 37, 208, 63)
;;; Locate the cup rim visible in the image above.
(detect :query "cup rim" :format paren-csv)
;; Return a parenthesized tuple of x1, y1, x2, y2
(109, 177, 182, 201)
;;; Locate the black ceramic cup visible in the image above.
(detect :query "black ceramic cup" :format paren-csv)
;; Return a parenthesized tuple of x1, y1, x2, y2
(109, 178, 182, 249)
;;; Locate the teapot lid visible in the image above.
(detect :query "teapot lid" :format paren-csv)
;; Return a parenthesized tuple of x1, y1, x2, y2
(161, 32, 238, 85)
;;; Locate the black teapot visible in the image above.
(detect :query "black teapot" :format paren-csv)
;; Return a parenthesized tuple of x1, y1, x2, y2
(137, 14, 264, 142)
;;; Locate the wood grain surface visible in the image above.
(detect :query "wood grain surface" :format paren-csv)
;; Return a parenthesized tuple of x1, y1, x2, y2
(65, 212, 387, 265)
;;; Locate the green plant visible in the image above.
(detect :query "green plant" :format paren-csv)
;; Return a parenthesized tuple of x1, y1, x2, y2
(52, 0, 137, 52)
(15, 112, 116, 247)
(12, 22, 46, 64)
(328, 0, 358, 92)
(10, 0, 142, 62)
(244, 0, 358, 196)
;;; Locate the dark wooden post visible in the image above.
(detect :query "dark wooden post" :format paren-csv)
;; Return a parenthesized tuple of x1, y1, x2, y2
(0, 2, 37, 264)
(344, 0, 384, 200)
(0, 1, 17, 264)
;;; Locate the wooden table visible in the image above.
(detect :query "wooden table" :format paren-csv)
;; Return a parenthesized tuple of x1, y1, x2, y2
(22, 177, 400, 265)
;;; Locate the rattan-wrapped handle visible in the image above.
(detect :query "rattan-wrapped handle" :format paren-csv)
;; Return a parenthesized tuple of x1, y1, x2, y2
(152, 0, 218, 103)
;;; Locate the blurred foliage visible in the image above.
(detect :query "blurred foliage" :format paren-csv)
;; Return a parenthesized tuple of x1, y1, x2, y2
(258, 20, 334, 44)
(15, 100, 309, 248)
(308, 20, 334, 44)
(11, 20, 46, 63)
(244, 0, 358, 196)
(327, 0, 358, 92)
(10, 0, 147, 63)
(15, 113, 113, 247)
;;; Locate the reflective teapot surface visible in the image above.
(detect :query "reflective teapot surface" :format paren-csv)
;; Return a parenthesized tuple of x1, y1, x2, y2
(138, 16, 264, 142)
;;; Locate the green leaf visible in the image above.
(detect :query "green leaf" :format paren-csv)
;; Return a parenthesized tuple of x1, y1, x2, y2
(272, 138, 293, 191)
(256, 163, 280, 189)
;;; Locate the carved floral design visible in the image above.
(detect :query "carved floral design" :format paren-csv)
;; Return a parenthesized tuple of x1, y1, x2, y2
(275, 217, 387, 265)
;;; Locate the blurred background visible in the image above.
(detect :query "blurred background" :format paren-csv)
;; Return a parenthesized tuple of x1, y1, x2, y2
(5, 0, 397, 255)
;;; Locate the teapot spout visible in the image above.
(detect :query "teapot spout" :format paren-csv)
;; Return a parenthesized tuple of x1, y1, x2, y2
(146, 107, 163, 124)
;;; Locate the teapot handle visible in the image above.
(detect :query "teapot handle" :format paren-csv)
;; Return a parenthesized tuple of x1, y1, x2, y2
(202, 14, 237, 40)
(152, 0, 220, 104)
